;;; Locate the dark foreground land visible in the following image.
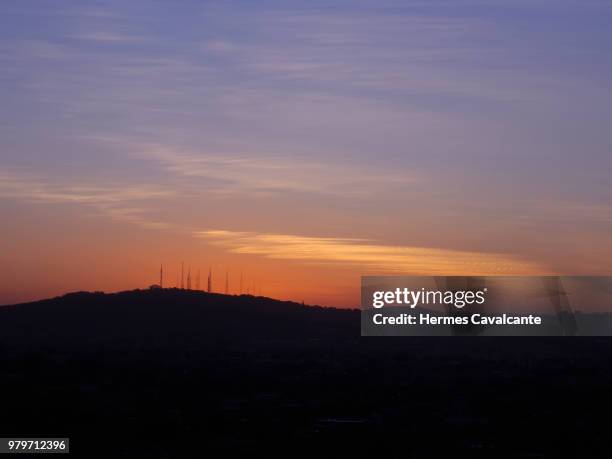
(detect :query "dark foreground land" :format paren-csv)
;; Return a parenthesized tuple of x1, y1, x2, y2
(0, 289, 610, 458)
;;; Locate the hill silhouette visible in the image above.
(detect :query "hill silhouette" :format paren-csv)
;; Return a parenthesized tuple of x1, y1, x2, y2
(1, 289, 611, 457)
(0, 289, 356, 350)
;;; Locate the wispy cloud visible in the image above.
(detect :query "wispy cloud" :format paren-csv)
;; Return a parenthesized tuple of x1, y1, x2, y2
(0, 171, 171, 204)
(73, 32, 145, 43)
(197, 229, 545, 275)
(131, 143, 416, 197)
(197, 11, 559, 103)
(0, 170, 177, 230)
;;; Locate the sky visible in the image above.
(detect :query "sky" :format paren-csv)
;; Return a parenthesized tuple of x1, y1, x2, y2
(1, 0, 611, 307)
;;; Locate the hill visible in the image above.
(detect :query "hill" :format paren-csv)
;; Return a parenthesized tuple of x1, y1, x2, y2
(1, 289, 611, 457)
(0, 289, 357, 350)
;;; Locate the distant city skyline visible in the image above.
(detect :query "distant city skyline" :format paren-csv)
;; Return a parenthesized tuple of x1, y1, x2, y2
(1, 0, 611, 306)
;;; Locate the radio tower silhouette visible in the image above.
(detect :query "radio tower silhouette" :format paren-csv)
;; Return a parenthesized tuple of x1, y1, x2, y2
(196, 269, 201, 290)
(181, 262, 184, 289)
(207, 268, 212, 293)
(187, 267, 191, 290)
(160, 264, 163, 288)
(225, 271, 229, 295)
(240, 271, 243, 295)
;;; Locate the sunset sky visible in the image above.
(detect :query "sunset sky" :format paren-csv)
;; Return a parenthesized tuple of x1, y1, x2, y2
(1, 0, 611, 307)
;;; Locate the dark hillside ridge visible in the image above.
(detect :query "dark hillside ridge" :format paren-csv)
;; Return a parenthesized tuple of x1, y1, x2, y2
(1, 289, 611, 457)
(0, 289, 357, 350)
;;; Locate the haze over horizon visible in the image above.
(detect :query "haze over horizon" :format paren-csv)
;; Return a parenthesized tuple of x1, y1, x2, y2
(1, 0, 612, 307)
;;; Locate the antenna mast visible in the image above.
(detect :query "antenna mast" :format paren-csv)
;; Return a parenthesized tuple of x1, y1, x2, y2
(207, 268, 212, 293)
(225, 271, 229, 295)
(181, 262, 184, 289)
(160, 264, 163, 288)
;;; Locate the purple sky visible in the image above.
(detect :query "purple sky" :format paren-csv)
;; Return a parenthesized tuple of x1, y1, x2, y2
(1, 0, 611, 305)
